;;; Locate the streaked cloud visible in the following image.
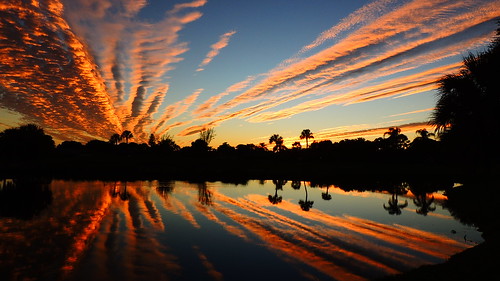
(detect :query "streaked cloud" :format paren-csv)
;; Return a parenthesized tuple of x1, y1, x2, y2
(152, 88, 203, 136)
(386, 108, 435, 118)
(0, 0, 206, 142)
(181, 0, 499, 137)
(197, 30, 236, 72)
(1, 0, 498, 144)
(0, 0, 122, 141)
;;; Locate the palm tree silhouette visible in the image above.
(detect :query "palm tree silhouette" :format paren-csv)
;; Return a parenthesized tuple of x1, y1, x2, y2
(321, 185, 332, 201)
(109, 133, 121, 145)
(383, 194, 408, 215)
(383, 127, 409, 150)
(268, 180, 286, 205)
(299, 181, 314, 211)
(413, 193, 436, 216)
(415, 128, 435, 140)
(300, 129, 314, 149)
(121, 130, 133, 144)
(430, 25, 500, 161)
(269, 134, 284, 152)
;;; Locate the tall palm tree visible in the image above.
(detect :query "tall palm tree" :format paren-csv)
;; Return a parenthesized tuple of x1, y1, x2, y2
(269, 134, 284, 152)
(121, 130, 133, 144)
(300, 129, 314, 148)
(299, 181, 314, 211)
(268, 180, 286, 205)
(109, 133, 121, 145)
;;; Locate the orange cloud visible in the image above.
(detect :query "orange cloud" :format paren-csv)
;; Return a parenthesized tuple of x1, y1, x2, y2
(187, 0, 498, 133)
(0, 0, 123, 141)
(197, 30, 236, 72)
(0, 0, 206, 143)
(152, 88, 202, 136)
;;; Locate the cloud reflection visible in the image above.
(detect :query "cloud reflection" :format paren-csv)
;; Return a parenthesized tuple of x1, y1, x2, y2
(0, 180, 474, 281)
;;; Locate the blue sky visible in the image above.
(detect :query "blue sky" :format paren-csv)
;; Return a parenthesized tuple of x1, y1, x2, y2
(0, 0, 498, 147)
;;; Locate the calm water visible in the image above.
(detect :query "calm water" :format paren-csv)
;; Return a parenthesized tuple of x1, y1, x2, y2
(0, 179, 482, 281)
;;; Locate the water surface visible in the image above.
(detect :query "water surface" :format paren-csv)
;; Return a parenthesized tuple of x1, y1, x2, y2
(0, 179, 481, 281)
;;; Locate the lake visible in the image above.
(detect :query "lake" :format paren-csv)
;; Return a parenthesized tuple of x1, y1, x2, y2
(0, 179, 482, 281)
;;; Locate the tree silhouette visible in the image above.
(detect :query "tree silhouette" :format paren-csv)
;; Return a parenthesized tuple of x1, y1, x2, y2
(269, 134, 284, 152)
(383, 194, 408, 215)
(0, 124, 55, 161)
(199, 128, 216, 145)
(430, 26, 500, 164)
(257, 142, 268, 151)
(197, 183, 212, 205)
(321, 185, 332, 201)
(299, 181, 314, 211)
(156, 182, 174, 200)
(158, 134, 180, 152)
(300, 129, 314, 148)
(191, 139, 209, 152)
(383, 127, 409, 150)
(120, 130, 133, 144)
(291, 180, 301, 190)
(109, 133, 121, 145)
(415, 128, 435, 140)
(268, 180, 286, 205)
(148, 134, 157, 147)
(292, 141, 301, 149)
(413, 193, 436, 216)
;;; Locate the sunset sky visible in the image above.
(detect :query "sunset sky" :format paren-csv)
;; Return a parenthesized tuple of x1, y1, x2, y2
(0, 0, 498, 147)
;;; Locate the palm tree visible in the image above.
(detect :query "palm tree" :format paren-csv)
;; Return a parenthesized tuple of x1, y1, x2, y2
(383, 194, 408, 215)
(413, 194, 436, 216)
(268, 180, 286, 205)
(430, 24, 500, 162)
(415, 128, 435, 140)
(269, 134, 284, 152)
(321, 185, 332, 201)
(121, 130, 133, 144)
(383, 127, 409, 150)
(109, 133, 121, 145)
(300, 129, 314, 148)
(299, 181, 314, 211)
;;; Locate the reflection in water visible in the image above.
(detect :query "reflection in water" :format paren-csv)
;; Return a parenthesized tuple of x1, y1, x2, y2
(268, 180, 285, 204)
(299, 181, 314, 211)
(0, 179, 480, 281)
(197, 182, 213, 206)
(0, 178, 52, 220)
(383, 193, 409, 215)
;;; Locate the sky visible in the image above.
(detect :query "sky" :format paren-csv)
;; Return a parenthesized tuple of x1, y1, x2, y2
(0, 0, 499, 147)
